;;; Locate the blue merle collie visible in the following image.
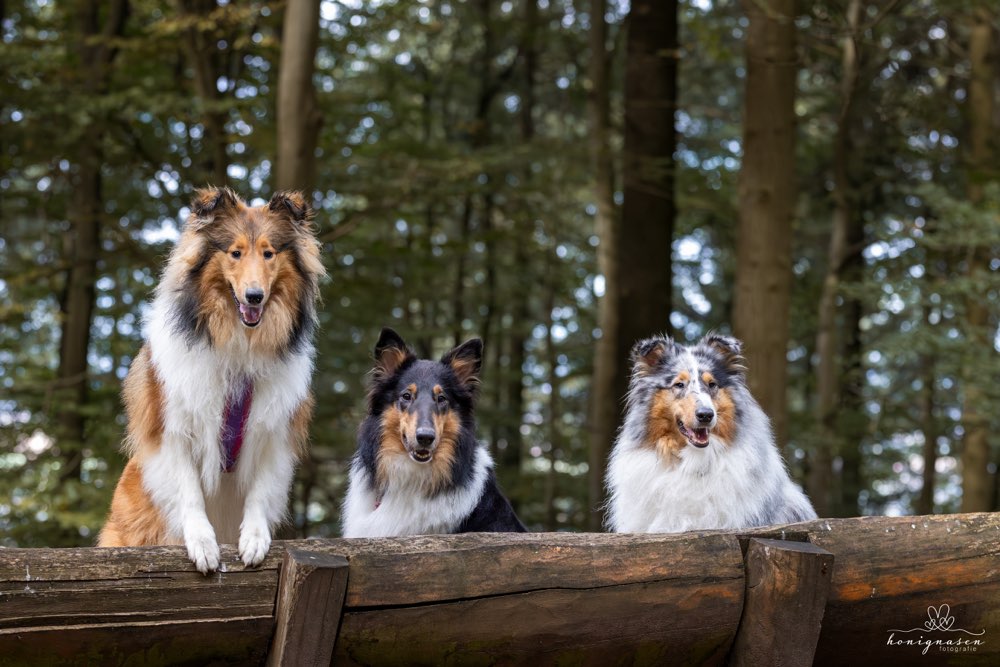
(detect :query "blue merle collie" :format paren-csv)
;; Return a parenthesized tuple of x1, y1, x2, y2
(606, 333, 816, 533)
(342, 328, 525, 536)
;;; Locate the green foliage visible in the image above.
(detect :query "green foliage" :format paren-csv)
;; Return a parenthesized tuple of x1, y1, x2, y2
(1, 0, 998, 546)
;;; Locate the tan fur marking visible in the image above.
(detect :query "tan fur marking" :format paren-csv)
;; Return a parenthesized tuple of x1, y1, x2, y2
(121, 345, 164, 458)
(674, 371, 690, 385)
(98, 460, 169, 546)
(645, 390, 687, 463)
(428, 411, 460, 494)
(289, 393, 315, 460)
(713, 388, 737, 445)
(449, 357, 480, 388)
(375, 406, 408, 491)
(374, 347, 410, 383)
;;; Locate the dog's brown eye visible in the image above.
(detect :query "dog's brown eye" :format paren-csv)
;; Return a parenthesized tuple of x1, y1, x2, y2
(673, 381, 686, 390)
(231, 250, 241, 259)
(400, 392, 412, 402)
(436, 394, 448, 405)
(263, 250, 274, 259)
(708, 381, 718, 390)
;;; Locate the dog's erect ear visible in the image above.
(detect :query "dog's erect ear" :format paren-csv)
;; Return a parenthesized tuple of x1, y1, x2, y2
(701, 333, 747, 377)
(441, 338, 483, 393)
(630, 335, 674, 376)
(268, 191, 313, 230)
(189, 187, 238, 230)
(373, 327, 412, 381)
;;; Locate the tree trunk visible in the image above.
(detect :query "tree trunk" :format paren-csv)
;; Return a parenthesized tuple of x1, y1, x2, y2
(497, 0, 539, 482)
(176, 0, 229, 185)
(275, 0, 321, 192)
(836, 216, 865, 517)
(916, 305, 937, 516)
(960, 7, 994, 512)
(57, 0, 129, 480)
(810, 0, 860, 517)
(617, 0, 677, 369)
(586, 0, 620, 531)
(544, 275, 561, 531)
(733, 0, 797, 449)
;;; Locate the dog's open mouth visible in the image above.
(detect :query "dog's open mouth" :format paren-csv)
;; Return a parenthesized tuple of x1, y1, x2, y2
(677, 420, 710, 448)
(409, 449, 433, 464)
(232, 292, 263, 328)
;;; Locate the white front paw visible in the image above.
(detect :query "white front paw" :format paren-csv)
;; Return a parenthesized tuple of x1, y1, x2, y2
(238, 523, 271, 568)
(184, 521, 220, 574)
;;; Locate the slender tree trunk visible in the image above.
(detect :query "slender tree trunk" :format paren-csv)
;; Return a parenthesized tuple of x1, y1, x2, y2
(916, 305, 938, 516)
(586, 0, 619, 531)
(733, 0, 797, 449)
(275, 0, 321, 192)
(497, 0, 539, 482)
(617, 0, 677, 374)
(960, 7, 994, 512)
(57, 0, 129, 480)
(176, 0, 229, 185)
(837, 215, 865, 516)
(811, 0, 860, 516)
(544, 276, 561, 531)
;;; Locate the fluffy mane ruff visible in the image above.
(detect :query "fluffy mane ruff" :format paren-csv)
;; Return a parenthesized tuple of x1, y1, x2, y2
(605, 332, 817, 533)
(97, 188, 323, 574)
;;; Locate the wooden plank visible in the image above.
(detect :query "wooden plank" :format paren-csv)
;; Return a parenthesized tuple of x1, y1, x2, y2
(728, 538, 834, 667)
(748, 513, 1000, 666)
(0, 617, 272, 667)
(267, 549, 349, 667)
(332, 533, 746, 666)
(0, 545, 282, 629)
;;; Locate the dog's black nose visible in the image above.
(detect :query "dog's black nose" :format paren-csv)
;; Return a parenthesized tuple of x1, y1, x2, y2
(695, 407, 715, 424)
(415, 428, 436, 448)
(245, 288, 264, 305)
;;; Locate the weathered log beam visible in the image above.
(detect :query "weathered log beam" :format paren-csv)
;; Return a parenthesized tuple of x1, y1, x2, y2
(1, 514, 997, 666)
(747, 513, 1000, 666)
(267, 549, 349, 667)
(728, 538, 834, 667)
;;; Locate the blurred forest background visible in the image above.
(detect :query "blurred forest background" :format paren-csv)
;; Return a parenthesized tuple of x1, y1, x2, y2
(1, 0, 998, 547)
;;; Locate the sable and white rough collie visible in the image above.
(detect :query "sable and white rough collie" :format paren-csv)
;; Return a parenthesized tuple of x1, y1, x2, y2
(342, 328, 525, 537)
(98, 187, 325, 573)
(605, 333, 816, 533)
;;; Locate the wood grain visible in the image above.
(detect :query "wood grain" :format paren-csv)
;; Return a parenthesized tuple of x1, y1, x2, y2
(748, 513, 1000, 666)
(267, 549, 349, 667)
(2, 514, 997, 666)
(728, 538, 834, 667)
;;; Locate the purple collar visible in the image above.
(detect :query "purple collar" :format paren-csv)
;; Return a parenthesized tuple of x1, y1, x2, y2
(220, 378, 254, 473)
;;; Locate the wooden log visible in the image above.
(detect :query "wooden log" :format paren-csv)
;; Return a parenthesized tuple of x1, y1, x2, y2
(0, 618, 272, 667)
(727, 538, 834, 667)
(747, 513, 1000, 666)
(267, 549, 349, 667)
(2, 514, 997, 666)
(329, 532, 746, 666)
(0, 544, 282, 665)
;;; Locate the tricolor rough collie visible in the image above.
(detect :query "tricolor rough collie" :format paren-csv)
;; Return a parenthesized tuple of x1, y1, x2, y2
(342, 328, 525, 536)
(606, 333, 816, 533)
(98, 187, 325, 572)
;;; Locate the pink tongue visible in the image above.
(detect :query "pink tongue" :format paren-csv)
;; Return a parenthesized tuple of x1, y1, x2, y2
(239, 303, 262, 324)
(693, 428, 709, 444)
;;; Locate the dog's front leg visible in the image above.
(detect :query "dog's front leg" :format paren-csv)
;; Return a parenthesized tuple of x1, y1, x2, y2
(144, 433, 220, 573)
(238, 432, 296, 567)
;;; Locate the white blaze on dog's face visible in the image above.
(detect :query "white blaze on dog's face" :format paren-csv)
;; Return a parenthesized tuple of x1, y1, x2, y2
(630, 333, 745, 459)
